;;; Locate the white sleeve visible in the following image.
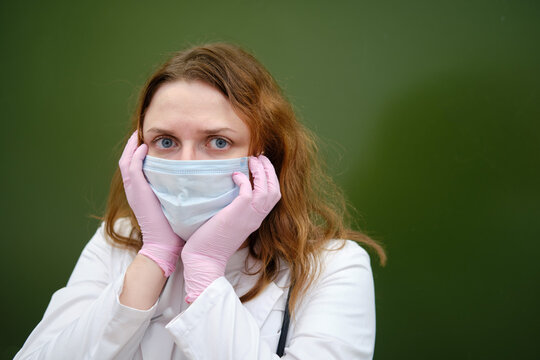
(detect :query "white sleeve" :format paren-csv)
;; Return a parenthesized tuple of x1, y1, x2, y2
(14, 223, 158, 360)
(285, 241, 376, 359)
(165, 240, 376, 360)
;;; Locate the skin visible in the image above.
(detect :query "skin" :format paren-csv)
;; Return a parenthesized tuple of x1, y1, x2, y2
(119, 80, 251, 310)
(143, 80, 251, 160)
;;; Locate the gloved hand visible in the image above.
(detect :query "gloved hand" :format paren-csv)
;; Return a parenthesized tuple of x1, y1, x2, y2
(181, 155, 281, 303)
(119, 131, 184, 277)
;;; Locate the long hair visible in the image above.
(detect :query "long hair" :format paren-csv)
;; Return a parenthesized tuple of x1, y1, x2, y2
(103, 43, 386, 313)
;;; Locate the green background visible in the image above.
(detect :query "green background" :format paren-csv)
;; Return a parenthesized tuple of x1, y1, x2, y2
(1, 1, 539, 359)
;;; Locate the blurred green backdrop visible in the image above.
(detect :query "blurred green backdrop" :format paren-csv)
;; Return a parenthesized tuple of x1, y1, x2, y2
(1, 1, 539, 359)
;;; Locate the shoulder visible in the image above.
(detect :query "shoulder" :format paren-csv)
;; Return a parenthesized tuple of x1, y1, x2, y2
(68, 218, 136, 284)
(85, 218, 134, 254)
(304, 239, 375, 297)
(321, 239, 372, 273)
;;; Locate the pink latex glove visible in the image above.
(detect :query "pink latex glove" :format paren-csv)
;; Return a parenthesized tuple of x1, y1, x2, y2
(181, 155, 281, 303)
(119, 131, 184, 277)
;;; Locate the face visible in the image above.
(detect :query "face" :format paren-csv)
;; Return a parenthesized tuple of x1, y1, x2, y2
(142, 80, 251, 160)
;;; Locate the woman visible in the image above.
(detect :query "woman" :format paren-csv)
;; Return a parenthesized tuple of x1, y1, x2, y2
(16, 43, 386, 359)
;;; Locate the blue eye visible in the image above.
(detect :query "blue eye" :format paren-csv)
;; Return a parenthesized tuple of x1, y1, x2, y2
(210, 137, 229, 150)
(158, 137, 174, 149)
(215, 138, 228, 148)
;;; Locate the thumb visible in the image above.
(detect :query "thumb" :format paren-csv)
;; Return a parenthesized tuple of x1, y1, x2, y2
(232, 172, 252, 199)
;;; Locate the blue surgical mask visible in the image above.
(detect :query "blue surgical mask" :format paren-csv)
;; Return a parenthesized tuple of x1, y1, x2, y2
(142, 155, 249, 240)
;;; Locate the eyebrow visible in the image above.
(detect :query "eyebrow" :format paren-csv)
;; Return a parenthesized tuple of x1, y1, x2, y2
(145, 127, 237, 134)
(201, 127, 237, 134)
(145, 127, 170, 134)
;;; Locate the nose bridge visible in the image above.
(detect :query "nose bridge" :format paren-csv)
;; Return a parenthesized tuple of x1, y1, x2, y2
(178, 141, 196, 160)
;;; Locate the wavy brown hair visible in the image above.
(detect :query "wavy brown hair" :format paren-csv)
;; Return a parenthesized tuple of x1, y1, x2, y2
(103, 43, 386, 313)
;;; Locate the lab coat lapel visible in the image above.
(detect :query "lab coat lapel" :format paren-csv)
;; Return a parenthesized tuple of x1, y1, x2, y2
(242, 281, 284, 328)
(226, 249, 290, 328)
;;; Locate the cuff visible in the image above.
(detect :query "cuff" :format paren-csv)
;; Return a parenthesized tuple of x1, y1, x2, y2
(165, 276, 231, 338)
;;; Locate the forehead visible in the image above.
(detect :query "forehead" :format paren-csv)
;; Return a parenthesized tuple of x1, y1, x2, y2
(148, 80, 228, 116)
(143, 80, 249, 132)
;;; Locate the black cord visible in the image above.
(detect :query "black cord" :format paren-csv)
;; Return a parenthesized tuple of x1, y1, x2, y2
(276, 287, 292, 356)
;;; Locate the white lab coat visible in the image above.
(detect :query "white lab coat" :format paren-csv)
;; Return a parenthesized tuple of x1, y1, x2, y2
(15, 219, 376, 359)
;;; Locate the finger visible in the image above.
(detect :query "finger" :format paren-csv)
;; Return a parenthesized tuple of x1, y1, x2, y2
(259, 155, 280, 196)
(129, 143, 148, 177)
(232, 171, 253, 203)
(258, 156, 281, 210)
(119, 131, 139, 176)
(249, 156, 268, 204)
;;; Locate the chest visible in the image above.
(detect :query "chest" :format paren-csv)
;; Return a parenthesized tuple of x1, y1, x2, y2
(136, 265, 289, 359)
